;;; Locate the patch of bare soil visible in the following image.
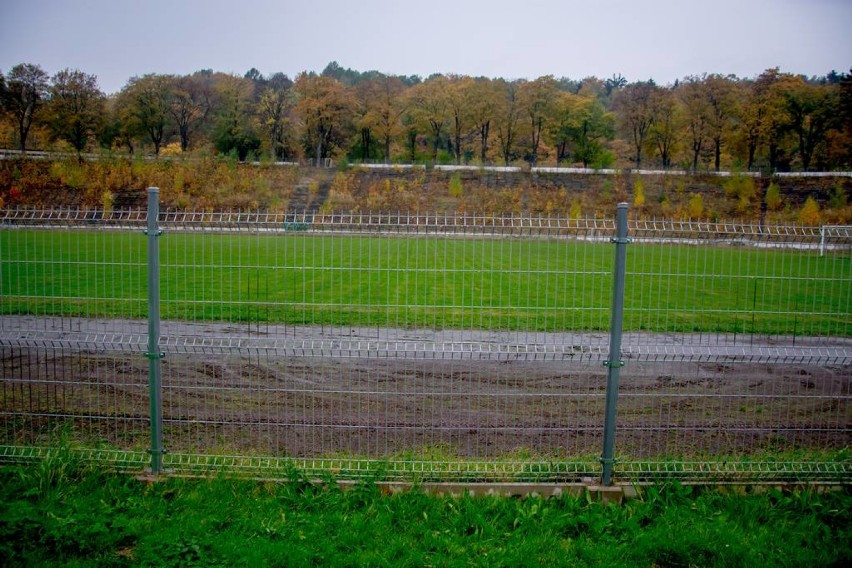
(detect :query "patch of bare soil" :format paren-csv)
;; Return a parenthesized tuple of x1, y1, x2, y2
(3, 346, 848, 460)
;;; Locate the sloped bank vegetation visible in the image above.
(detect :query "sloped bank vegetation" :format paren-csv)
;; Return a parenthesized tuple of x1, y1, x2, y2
(1, 157, 850, 224)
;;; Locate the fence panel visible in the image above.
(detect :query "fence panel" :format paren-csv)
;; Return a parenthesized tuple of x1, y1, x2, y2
(151, 213, 617, 479)
(1, 212, 150, 467)
(1, 208, 850, 482)
(615, 220, 851, 480)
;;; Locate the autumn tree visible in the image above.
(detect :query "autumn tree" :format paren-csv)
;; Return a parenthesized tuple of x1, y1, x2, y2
(352, 81, 377, 162)
(266, 72, 294, 92)
(446, 75, 475, 164)
(243, 67, 268, 95)
(294, 73, 354, 165)
(570, 96, 615, 167)
(614, 81, 658, 167)
(356, 75, 407, 162)
(678, 76, 710, 170)
(517, 75, 559, 165)
(47, 69, 105, 159)
(351, 74, 405, 162)
(257, 84, 294, 160)
(835, 69, 852, 168)
(799, 195, 821, 225)
(116, 74, 172, 155)
(763, 73, 803, 170)
(407, 75, 450, 161)
(783, 79, 841, 170)
(3, 63, 49, 152)
(703, 75, 739, 171)
(546, 91, 615, 166)
(736, 69, 799, 171)
(576, 77, 605, 100)
(548, 91, 579, 165)
(647, 87, 682, 168)
(737, 76, 765, 170)
(467, 78, 500, 163)
(212, 74, 260, 160)
(168, 74, 212, 151)
(104, 94, 138, 154)
(494, 79, 523, 166)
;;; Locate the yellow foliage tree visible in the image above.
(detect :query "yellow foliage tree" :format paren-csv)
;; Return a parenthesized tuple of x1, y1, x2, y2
(160, 141, 183, 157)
(101, 190, 114, 213)
(632, 179, 645, 209)
(448, 174, 463, 198)
(765, 182, 782, 211)
(798, 196, 821, 225)
(688, 193, 704, 219)
(569, 199, 582, 221)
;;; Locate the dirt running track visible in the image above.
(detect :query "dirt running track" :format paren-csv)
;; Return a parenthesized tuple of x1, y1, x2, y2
(2, 316, 850, 460)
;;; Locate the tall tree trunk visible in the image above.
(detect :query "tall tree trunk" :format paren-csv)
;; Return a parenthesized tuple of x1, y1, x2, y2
(179, 125, 189, 151)
(427, 119, 442, 162)
(454, 116, 462, 164)
(768, 141, 778, 171)
(799, 126, 816, 171)
(361, 128, 371, 161)
(633, 125, 643, 168)
(500, 124, 515, 166)
(557, 140, 568, 165)
(316, 129, 324, 167)
(529, 118, 542, 166)
(714, 138, 722, 171)
(747, 140, 757, 171)
(659, 143, 670, 168)
(690, 125, 702, 170)
(502, 133, 513, 166)
(479, 121, 489, 164)
(407, 130, 417, 162)
(18, 116, 27, 152)
(152, 131, 162, 157)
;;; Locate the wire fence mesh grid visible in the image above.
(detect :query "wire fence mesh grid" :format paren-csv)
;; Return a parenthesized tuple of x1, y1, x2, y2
(1, 207, 850, 482)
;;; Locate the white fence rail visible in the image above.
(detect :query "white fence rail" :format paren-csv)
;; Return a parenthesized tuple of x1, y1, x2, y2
(3, 148, 852, 177)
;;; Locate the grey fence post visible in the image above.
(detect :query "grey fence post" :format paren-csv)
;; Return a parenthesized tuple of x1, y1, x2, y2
(146, 187, 165, 474)
(601, 202, 629, 486)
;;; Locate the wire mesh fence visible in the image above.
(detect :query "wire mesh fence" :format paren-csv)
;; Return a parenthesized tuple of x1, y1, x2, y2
(1, 205, 850, 482)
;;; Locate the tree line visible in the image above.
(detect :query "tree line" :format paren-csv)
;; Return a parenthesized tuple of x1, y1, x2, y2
(1, 61, 850, 171)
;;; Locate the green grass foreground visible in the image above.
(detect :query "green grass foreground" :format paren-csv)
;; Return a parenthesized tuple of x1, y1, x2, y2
(2, 229, 849, 334)
(1, 457, 850, 567)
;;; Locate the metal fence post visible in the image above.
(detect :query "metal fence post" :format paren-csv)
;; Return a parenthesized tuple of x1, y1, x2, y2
(601, 202, 629, 486)
(146, 187, 164, 474)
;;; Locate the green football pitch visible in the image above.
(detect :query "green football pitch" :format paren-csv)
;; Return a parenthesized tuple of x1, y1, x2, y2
(2, 230, 849, 335)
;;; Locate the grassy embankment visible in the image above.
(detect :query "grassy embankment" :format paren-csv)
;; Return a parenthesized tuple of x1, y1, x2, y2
(2, 156, 852, 223)
(2, 230, 849, 335)
(1, 452, 850, 567)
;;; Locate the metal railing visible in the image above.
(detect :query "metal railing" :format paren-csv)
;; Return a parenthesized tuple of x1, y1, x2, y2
(1, 193, 850, 483)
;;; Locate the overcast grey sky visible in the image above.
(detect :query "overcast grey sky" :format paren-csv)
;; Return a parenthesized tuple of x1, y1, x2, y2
(1, 0, 850, 94)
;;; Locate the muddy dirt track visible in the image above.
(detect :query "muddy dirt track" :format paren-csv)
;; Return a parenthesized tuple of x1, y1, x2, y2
(2, 316, 850, 460)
